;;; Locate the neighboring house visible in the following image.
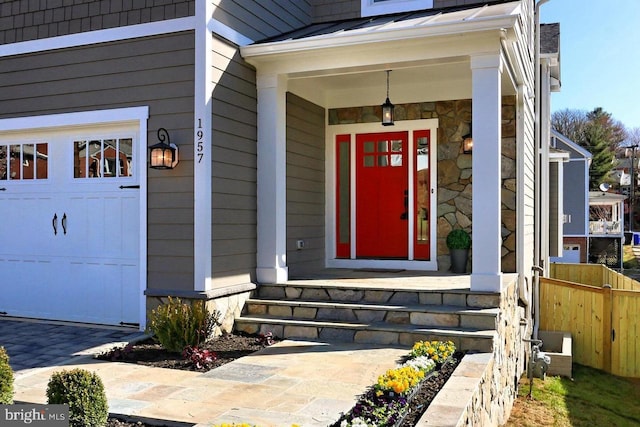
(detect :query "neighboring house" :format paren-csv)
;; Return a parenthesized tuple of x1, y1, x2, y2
(0, 0, 560, 347)
(611, 146, 640, 230)
(549, 130, 626, 269)
(588, 191, 626, 269)
(549, 130, 591, 264)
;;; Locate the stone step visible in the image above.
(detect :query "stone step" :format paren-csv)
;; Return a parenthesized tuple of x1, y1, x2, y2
(256, 283, 500, 309)
(245, 299, 499, 330)
(235, 315, 495, 353)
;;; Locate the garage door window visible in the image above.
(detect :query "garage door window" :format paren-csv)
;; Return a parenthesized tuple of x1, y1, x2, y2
(74, 138, 133, 179)
(0, 143, 48, 181)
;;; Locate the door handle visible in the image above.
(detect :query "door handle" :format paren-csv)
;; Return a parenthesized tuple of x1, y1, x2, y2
(62, 213, 67, 235)
(400, 190, 408, 220)
(52, 213, 58, 235)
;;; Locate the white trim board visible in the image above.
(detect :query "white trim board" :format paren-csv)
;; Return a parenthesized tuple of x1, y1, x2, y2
(361, 0, 434, 17)
(325, 119, 439, 271)
(0, 107, 149, 132)
(0, 16, 256, 57)
(0, 17, 195, 57)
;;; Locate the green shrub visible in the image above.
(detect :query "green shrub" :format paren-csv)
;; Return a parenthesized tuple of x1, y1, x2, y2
(446, 228, 471, 250)
(46, 369, 108, 427)
(146, 297, 221, 353)
(0, 346, 14, 404)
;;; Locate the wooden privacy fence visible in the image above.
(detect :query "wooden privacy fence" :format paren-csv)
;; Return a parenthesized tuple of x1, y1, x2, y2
(541, 264, 640, 378)
(550, 262, 640, 291)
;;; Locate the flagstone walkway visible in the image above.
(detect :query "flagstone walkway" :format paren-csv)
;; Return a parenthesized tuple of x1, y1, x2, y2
(2, 318, 409, 426)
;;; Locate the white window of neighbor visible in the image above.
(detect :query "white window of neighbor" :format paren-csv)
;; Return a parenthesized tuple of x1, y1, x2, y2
(361, 0, 434, 17)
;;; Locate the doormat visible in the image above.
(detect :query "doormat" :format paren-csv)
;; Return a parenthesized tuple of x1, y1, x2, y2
(356, 268, 406, 273)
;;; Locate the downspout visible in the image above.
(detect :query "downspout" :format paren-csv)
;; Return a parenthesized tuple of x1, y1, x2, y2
(533, 0, 552, 341)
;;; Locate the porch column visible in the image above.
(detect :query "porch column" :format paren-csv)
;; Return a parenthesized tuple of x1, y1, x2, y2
(470, 54, 503, 292)
(256, 73, 288, 284)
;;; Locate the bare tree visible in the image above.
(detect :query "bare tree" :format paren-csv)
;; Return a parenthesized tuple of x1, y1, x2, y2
(551, 108, 588, 143)
(626, 127, 640, 147)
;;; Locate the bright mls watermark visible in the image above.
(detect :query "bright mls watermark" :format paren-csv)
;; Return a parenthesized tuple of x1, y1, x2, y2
(0, 405, 68, 426)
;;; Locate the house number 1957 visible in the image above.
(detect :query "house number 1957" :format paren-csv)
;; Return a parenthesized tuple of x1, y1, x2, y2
(196, 118, 204, 163)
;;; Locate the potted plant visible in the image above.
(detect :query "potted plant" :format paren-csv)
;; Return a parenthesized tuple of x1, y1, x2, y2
(446, 229, 471, 274)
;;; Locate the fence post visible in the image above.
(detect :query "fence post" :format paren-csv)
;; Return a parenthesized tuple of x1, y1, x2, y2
(602, 284, 613, 373)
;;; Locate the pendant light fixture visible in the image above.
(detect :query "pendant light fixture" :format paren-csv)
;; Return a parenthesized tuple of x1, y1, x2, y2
(381, 70, 395, 126)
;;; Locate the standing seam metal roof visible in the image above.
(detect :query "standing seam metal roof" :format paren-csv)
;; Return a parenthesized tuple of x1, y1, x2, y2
(254, 1, 521, 44)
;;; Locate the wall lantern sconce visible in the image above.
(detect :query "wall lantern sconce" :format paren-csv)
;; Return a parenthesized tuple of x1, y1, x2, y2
(149, 128, 179, 169)
(381, 70, 395, 126)
(462, 126, 473, 154)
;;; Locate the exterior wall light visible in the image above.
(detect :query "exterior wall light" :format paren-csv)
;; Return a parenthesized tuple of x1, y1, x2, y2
(462, 126, 473, 154)
(149, 128, 179, 169)
(382, 70, 395, 126)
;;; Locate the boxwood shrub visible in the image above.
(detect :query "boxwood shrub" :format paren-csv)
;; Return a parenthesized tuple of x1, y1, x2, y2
(46, 369, 108, 427)
(0, 346, 13, 404)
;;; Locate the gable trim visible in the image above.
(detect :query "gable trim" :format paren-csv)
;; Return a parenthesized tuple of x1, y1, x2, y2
(0, 17, 195, 57)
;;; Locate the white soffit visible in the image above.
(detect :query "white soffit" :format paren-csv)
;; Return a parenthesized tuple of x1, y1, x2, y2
(241, 2, 521, 58)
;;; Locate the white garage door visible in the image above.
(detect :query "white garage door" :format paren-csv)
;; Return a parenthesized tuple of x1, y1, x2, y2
(0, 123, 141, 325)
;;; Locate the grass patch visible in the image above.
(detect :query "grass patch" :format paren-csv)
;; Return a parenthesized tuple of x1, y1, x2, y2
(506, 364, 640, 427)
(623, 245, 639, 269)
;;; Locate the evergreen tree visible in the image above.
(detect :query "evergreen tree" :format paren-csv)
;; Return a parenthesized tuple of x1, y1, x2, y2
(552, 107, 625, 190)
(584, 121, 616, 190)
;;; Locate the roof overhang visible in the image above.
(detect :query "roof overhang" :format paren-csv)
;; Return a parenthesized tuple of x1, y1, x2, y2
(551, 129, 592, 159)
(589, 192, 627, 204)
(240, 2, 525, 108)
(241, 2, 521, 66)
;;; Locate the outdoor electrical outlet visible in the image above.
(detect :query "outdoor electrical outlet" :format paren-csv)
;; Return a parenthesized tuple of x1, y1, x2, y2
(296, 240, 305, 250)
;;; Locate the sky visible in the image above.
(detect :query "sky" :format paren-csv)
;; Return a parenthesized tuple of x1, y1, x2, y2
(540, 0, 640, 131)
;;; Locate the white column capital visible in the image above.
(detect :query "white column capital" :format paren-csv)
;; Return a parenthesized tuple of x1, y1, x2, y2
(470, 53, 503, 72)
(256, 72, 287, 90)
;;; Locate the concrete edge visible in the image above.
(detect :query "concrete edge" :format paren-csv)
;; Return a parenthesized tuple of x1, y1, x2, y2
(415, 352, 492, 426)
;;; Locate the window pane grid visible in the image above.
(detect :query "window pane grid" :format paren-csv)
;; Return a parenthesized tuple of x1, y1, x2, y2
(0, 143, 48, 181)
(74, 137, 134, 180)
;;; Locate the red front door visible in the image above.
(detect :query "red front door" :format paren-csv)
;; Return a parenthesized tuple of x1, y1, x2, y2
(356, 132, 408, 258)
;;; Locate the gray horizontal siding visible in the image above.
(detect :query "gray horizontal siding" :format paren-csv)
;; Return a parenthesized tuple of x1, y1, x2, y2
(0, 0, 194, 44)
(286, 92, 325, 276)
(564, 161, 588, 235)
(212, 0, 311, 42)
(211, 36, 258, 286)
(0, 31, 196, 292)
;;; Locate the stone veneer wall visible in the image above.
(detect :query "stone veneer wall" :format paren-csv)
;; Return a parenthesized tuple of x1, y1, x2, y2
(329, 97, 517, 272)
(418, 276, 527, 426)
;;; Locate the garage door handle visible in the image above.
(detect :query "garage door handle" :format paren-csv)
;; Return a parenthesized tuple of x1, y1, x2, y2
(52, 213, 58, 235)
(62, 213, 67, 235)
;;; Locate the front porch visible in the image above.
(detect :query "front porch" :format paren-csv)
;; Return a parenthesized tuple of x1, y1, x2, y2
(235, 269, 518, 353)
(241, 2, 529, 295)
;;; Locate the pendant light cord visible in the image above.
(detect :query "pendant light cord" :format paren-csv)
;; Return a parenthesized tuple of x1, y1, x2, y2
(386, 70, 390, 99)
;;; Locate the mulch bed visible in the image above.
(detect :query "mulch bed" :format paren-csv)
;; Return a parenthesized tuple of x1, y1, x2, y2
(400, 352, 462, 426)
(329, 352, 462, 427)
(96, 332, 272, 372)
